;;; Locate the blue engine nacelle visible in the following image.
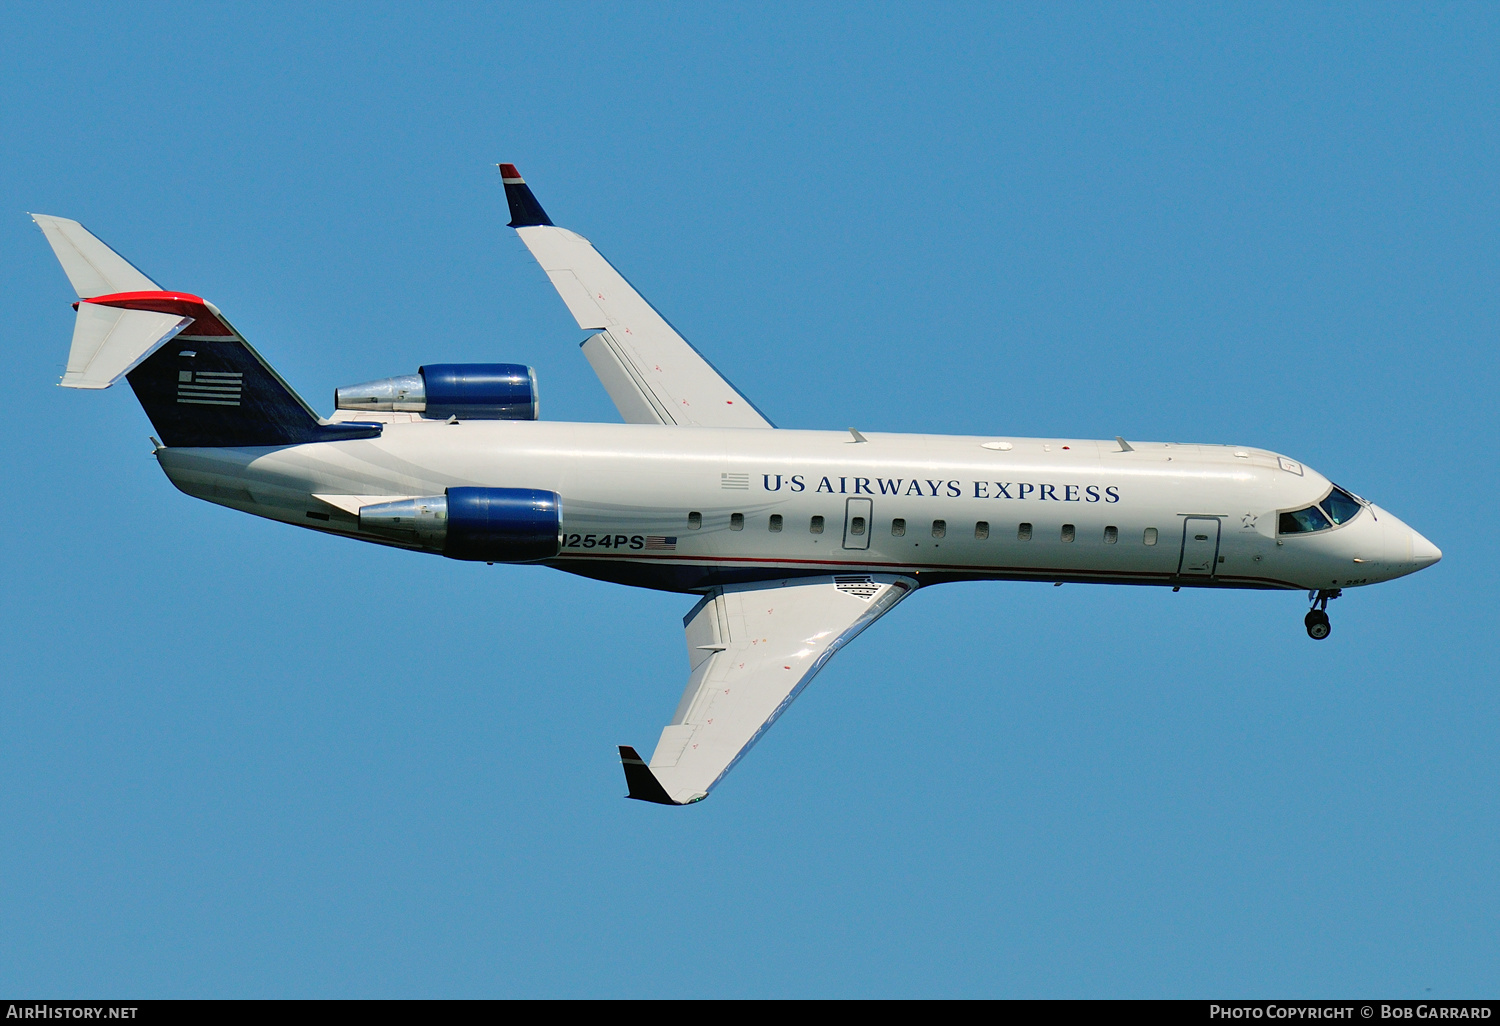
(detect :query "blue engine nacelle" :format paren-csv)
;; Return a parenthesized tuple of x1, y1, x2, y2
(358, 487, 561, 562)
(422, 364, 538, 420)
(335, 363, 538, 420)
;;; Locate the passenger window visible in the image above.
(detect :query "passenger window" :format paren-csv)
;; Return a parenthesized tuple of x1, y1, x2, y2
(891, 518, 906, 537)
(932, 520, 947, 539)
(1279, 506, 1331, 534)
(688, 512, 702, 530)
(769, 514, 783, 533)
(730, 513, 744, 531)
(850, 516, 866, 536)
(975, 521, 990, 540)
(1320, 486, 1362, 525)
(1104, 526, 1118, 544)
(810, 515, 825, 535)
(1144, 527, 1157, 545)
(1061, 524, 1075, 543)
(1018, 522, 1033, 541)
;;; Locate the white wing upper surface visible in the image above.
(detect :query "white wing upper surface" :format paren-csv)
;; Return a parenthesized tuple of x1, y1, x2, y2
(501, 166, 772, 429)
(624, 574, 916, 804)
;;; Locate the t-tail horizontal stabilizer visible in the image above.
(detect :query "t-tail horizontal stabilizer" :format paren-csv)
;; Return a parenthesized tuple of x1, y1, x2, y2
(618, 746, 703, 806)
(63, 300, 191, 389)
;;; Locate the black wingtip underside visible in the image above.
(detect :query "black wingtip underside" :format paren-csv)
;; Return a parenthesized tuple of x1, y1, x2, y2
(618, 745, 680, 805)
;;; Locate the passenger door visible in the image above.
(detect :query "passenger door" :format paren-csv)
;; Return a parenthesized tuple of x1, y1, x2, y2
(843, 497, 872, 550)
(1178, 517, 1221, 576)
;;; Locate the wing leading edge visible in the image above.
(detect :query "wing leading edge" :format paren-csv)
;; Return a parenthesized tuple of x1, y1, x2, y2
(620, 574, 917, 805)
(500, 164, 773, 429)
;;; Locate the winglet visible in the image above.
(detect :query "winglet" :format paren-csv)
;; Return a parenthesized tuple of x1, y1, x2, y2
(499, 163, 554, 228)
(618, 745, 687, 805)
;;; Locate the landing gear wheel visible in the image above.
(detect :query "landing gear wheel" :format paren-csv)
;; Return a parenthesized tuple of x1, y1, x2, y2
(1305, 609, 1331, 640)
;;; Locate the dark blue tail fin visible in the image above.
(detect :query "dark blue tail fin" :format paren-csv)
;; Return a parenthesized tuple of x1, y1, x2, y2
(95, 293, 379, 448)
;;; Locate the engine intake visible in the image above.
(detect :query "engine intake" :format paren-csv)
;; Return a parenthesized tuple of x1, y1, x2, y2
(335, 364, 538, 420)
(359, 487, 561, 562)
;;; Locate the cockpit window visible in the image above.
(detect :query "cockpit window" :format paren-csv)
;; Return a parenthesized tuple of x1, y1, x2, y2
(1321, 486, 1362, 525)
(1278, 484, 1366, 535)
(1279, 505, 1332, 534)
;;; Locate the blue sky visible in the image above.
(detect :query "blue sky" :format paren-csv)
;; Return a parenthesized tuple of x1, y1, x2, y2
(2, 2, 1496, 997)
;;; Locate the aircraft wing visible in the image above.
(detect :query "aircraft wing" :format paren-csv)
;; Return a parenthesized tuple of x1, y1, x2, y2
(500, 164, 773, 429)
(620, 574, 917, 805)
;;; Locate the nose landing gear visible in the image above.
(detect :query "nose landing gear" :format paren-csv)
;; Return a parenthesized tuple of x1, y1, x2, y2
(1304, 588, 1341, 640)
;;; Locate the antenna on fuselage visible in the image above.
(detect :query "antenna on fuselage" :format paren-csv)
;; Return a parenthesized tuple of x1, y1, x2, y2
(1115, 436, 1135, 452)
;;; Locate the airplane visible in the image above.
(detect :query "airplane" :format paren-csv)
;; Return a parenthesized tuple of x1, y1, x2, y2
(31, 164, 1442, 806)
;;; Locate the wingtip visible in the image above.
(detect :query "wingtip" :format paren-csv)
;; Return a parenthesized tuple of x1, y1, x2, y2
(618, 745, 685, 805)
(499, 161, 553, 228)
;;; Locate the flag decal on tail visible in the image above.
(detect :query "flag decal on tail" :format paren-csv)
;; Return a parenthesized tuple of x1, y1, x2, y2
(177, 370, 243, 407)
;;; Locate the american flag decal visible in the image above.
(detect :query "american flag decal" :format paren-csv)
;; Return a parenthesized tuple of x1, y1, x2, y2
(834, 575, 880, 600)
(644, 536, 677, 551)
(177, 370, 243, 407)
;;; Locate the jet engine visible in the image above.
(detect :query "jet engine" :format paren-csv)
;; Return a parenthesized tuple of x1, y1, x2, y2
(358, 487, 561, 562)
(335, 364, 538, 420)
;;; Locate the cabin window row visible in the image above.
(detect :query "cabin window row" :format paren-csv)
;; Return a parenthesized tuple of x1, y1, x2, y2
(687, 512, 1161, 544)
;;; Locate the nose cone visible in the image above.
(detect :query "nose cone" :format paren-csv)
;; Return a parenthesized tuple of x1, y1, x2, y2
(1370, 505, 1441, 580)
(1356, 505, 1441, 582)
(1410, 529, 1442, 571)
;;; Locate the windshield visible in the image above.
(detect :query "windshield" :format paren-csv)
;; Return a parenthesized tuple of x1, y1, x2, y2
(1321, 486, 1362, 525)
(1277, 485, 1365, 535)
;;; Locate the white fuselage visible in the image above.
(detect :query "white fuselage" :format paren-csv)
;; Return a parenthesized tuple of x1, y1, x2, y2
(154, 415, 1437, 595)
